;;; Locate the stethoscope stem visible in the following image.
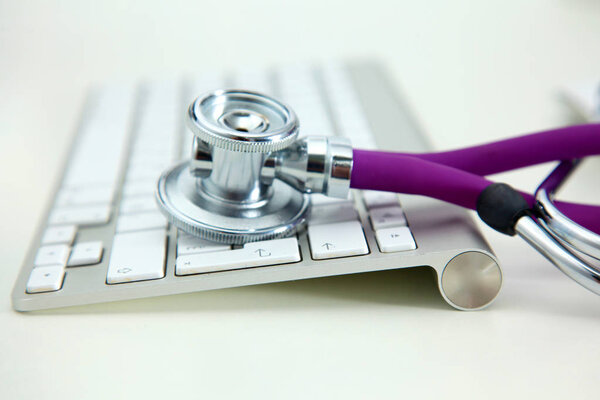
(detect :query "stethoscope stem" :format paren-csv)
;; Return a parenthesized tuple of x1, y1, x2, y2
(388, 123, 600, 177)
(350, 123, 600, 234)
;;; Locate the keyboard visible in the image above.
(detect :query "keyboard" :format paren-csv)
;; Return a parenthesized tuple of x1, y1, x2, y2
(11, 61, 501, 311)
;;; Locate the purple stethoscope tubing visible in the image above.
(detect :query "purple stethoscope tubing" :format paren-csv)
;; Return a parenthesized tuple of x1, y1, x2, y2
(350, 123, 600, 234)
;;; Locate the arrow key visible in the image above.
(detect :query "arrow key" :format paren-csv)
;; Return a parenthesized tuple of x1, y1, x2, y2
(369, 206, 407, 230)
(26, 265, 66, 293)
(308, 220, 368, 260)
(34, 245, 70, 267)
(375, 226, 416, 253)
(68, 241, 103, 267)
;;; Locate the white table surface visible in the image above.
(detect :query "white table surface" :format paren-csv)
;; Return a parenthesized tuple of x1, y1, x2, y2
(1, 1, 599, 398)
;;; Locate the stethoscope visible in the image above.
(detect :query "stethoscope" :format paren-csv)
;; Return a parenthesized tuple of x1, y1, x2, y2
(156, 89, 600, 296)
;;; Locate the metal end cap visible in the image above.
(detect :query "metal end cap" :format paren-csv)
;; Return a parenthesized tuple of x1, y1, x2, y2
(440, 251, 502, 310)
(187, 89, 299, 153)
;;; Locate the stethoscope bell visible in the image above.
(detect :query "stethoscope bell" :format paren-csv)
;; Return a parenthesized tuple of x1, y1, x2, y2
(156, 90, 353, 243)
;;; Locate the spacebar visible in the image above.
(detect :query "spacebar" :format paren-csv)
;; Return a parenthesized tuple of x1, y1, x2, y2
(107, 229, 167, 284)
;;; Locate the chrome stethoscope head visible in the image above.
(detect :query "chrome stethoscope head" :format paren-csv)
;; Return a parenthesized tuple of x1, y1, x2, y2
(187, 89, 300, 153)
(156, 90, 353, 244)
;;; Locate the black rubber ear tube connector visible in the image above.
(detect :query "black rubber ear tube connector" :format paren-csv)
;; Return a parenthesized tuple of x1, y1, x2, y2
(476, 183, 532, 236)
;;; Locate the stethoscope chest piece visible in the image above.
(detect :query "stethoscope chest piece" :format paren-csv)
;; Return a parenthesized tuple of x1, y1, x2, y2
(156, 90, 314, 244)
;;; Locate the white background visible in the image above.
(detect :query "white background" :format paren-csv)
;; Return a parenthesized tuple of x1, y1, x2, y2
(1, 1, 600, 399)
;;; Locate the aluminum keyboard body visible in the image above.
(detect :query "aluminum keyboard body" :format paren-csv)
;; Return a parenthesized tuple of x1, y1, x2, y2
(12, 61, 501, 311)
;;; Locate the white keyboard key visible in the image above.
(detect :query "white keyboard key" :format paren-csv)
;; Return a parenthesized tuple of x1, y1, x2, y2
(126, 162, 168, 181)
(41, 225, 77, 245)
(128, 153, 171, 169)
(180, 131, 196, 160)
(63, 85, 135, 188)
(351, 135, 378, 150)
(176, 237, 300, 275)
(34, 245, 70, 267)
(26, 265, 66, 293)
(120, 196, 158, 215)
(116, 212, 167, 233)
(231, 69, 273, 94)
(278, 64, 315, 92)
(136, 82, 180, 151)
(310, 192, 353, 206)
(55, 186, 114, 207)
(131, 141, 176, 164)
(189, 73, 225, 103)
(309, 203, 358, 226)
(308, 220, 368, 259)
(67, 241, 103, 267)
(362, 190, 399, 209)
(375, 226, 416, 253)
(322, 64, 375, 139)
(369, 206, 407, 230)
(121, 180, 156, 197)
(278, 65, 336, 137)
(177, 232, 231, 256)
(49, 205, 111, 226)
(107, 229, 167, 284)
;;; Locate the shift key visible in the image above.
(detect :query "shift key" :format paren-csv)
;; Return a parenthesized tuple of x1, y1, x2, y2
(107, 229, 167, 284)
(176, 237, 300, 275)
